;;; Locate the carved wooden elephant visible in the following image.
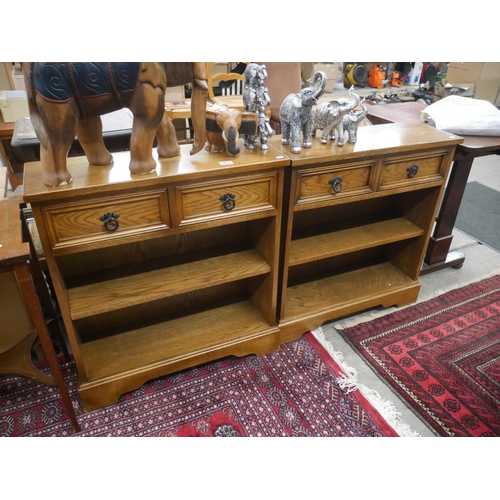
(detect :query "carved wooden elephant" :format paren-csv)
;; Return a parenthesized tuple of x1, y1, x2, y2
(23, 62, 208, 187)
(205, 104, 258, 154)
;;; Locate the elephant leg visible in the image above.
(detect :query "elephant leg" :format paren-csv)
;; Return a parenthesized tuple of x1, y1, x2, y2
(303, 119, 313, 148)
(40, 142, 74, 187)
(76, 116, 113, 165)
(291, 124, 302, 153)
(129, 82, 165, 175)
(347, 126, 355, 143)
(337, 123, 345, 146)
(281, 122, 290, 145)
(321, 126, 331, 144)
(33, 99, 78, 187)
(156, 112, 181, 158)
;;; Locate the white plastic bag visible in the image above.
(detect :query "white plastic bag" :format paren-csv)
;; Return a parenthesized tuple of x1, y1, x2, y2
(423, 96, 500, 136)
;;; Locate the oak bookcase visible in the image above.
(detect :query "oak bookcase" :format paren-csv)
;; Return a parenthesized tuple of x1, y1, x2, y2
(23, 145, 288, 410)
(22, 122, 462, 410)
(269, 122, 462, 343)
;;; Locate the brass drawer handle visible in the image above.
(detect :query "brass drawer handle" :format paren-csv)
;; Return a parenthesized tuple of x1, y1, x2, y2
(328, 176, 344, 193)
(407, 164, 419, 178)
(220, 193, 236, 211)
(100, 212, 120, 232)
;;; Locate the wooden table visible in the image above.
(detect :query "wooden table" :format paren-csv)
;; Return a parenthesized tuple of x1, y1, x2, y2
(0, 116, 23, 190)
(0, 195, 80, 431)
(366, 101, 500, 275)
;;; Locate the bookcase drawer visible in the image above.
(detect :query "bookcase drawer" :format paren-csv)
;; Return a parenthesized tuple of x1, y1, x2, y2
(379, 152, 446, 191)
(43, 190, 169, 250)
(175, 173, 279, 226)
(294, 161, 375, 206)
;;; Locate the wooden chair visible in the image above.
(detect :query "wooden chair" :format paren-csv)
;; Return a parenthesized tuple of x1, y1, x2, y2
(166, 63, 246, 143)
(207, 62, 246, 111)
(164, 85, 196, 144)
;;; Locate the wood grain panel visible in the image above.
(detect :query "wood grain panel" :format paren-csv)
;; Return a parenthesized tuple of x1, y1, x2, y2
(289, 218, 425, 266)
(44, 190, 169, 249)
(284, 262, 415, 320)
(379, 151, 446, 190)
(81, 300, 276, 380)
(295, 161, 375, 206)
(68, 249, 271, 319)
(176, 173, 277, 225)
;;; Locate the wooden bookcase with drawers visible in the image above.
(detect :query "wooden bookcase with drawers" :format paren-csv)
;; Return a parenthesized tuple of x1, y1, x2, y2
(269, 122, 463, 343)
(22, 122, 462, 411)
(22, 145, 288, 410)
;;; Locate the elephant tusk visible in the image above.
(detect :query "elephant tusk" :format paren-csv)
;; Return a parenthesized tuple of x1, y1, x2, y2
(195, 78, 208, 90)
(222, 130, 227, 142)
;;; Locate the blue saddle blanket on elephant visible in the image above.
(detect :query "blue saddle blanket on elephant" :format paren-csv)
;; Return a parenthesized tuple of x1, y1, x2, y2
(32, 62, 141, 102)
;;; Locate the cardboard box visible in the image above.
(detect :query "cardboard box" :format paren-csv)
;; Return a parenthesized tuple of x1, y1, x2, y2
(434, 81, 475, 99)
(474, 78, 500, 104)
(11, 65, 26, 91)
(448, 62, 500, 81)
(301, 63, 339, 93)
(0, 90, 29, 123)
(443, 76, 500, 105)
(447, 63, 500, 105)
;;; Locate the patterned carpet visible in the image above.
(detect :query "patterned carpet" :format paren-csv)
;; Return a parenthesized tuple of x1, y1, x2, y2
(0, 332, 410, 437)
(341, 275, 500, 437)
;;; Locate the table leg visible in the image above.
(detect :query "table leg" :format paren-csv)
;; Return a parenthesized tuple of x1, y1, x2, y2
(15, 264, 81, 432)
(421, 156, 474, 275)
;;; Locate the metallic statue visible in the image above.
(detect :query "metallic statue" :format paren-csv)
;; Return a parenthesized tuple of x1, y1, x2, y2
(242, 63, 273, 150)
(279, 71, 327, 153)
(312, 86, 361, 146)
(341, 99, 368, 144)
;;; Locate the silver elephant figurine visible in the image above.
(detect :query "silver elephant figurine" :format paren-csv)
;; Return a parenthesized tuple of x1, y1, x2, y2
(242, 63, 273, 150)
(341, 99, 368, 144)
(279, 71, 327, 153)
(312, 86, 361, 146)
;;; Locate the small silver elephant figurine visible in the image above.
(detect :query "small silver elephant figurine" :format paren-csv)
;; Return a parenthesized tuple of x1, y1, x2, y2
(279, 71, 327, 153)
(341, 99, 368, 144)
(242, 63, 273, 150)
(312, 86, 361, 146)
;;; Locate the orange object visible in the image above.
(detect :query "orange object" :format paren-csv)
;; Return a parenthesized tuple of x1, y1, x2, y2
(368, 65, 386, 89)
(390, 71, 404, 87)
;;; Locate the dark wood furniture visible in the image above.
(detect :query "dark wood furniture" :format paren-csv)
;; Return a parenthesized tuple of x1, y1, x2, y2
(0, 116, 23, 190)
(365, 101, 500, 274)
(269, 123, 462, 342)
(22, 123, 461, 410)
(0, 195, 80, 431)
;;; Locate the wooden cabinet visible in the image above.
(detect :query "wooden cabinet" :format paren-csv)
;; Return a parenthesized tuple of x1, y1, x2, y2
(22, 122, 462, 411)
(269, 122, 462, 343)
(23, 146, 288, 410)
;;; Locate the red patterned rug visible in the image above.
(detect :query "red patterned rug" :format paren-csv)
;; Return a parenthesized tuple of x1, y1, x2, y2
(0, 332, 404, 437)
(341, 275, 500, 437)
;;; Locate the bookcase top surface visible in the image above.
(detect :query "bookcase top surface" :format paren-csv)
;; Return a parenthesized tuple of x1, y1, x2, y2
(269, 122, 463, 167)
(22, 143, 289, 203)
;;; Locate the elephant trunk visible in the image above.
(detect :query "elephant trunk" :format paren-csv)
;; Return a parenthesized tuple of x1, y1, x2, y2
(225, 126, 240, 155)
(189, 79, 208, 155)
(310, 71, 327, 99)
(347, 85, 360, 110)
